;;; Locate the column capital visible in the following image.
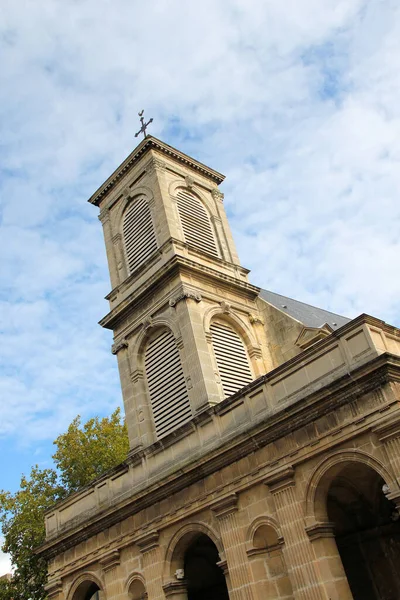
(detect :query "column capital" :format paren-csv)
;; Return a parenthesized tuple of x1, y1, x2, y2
(99, 549, 120, 572)
(210, 493, 238, 519)
(136, 530, 159, 553)
(263, 466, 295, 494)
(163, 580, 188, 598)
(372, 415, 400, 442)
(305, 522, 335, 541)
(44, 578, 63, 599)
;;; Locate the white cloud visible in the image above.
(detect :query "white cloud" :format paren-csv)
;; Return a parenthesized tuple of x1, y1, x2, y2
(0, 539, 12, 577)
(0, 0, 399, 486)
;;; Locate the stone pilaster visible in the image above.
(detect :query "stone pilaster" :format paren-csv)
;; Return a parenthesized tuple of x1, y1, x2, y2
(136, 531, 164, 600)
(305, 523, 353, 600)
(373, 417, 400, 491)
(264, 468, 328, 600)
(210, 494, 255, 600)
(100, 549, 122, 598)
(44, 579, 63, 600)
(163, 580, 188, 600)
(99, 208, 120, 289)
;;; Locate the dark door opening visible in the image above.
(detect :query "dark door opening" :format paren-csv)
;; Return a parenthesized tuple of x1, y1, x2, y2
(327, 463, 400, 600)
(184, 533, 230, 600)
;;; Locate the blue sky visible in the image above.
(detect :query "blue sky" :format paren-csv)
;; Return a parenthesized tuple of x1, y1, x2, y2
(1, 0, 400, 574)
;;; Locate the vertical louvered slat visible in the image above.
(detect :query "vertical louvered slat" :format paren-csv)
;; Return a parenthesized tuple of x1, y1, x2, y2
(123, 197, 158, 274)
(145, 329, 192, 437)
(176, 190, 219, 258)
(210, 321, 253, 398)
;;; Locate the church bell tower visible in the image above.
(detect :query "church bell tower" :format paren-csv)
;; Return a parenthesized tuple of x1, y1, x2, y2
(89, 135, 271, 452)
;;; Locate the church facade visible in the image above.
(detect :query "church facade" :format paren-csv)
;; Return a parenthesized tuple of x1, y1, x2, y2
(39, 136, 400, 600)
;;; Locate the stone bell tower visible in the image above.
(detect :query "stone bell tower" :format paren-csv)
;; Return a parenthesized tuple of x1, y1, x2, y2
(89, 136, 271, 452)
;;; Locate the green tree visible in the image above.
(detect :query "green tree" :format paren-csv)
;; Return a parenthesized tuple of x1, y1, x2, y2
(0, 408, 129, 599)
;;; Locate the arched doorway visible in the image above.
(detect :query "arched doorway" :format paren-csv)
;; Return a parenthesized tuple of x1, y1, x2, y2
(71, 580, 102, 600)
(327, 462, 400, 600)
(184, 533, 230, 600)
(85, 584, 100, 600)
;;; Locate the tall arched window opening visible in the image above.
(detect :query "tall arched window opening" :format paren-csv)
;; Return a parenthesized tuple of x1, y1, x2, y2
(144, 329, 192, 437)
(210, 320, 253, 398)
(176, 189, 219, 258)
(122, 196, 157, 274)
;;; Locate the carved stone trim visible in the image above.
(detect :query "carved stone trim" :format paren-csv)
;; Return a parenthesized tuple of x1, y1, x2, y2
(305, 522, 335, 541)
(249, 314, 265, 326)
(185, 175, 195, 189)
(264, 466, 295, 494)
(142, 317, 154, 330)
(112, 232, 122, 245)
(220, 301, 231, 314)
(122, 186, 132, 199)
(248, 347, 263, 360)
(211, 189, 224, 202)
(44, 579, 63, 598)
(131, 369, 144, 383)
(111, 338, 128, 355)
(163, 580, 188, 597)
(146, 156, 167, 175)
(99, 549, 120, 572)
(372, 416, 400, 442)
(169, 289, 202, 307)
(216, 559, 229, 575)
(136, 530, 159, 553)
(246, 539, 284, 557)
(98, 208, 110, 223)
(210, 493, 238, 519)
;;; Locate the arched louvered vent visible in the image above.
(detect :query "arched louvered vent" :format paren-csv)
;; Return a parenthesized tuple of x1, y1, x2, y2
(123, 197, 157, 274)
(144, 329, 192, 437)
(176, 190, 219, 258)
(210, 321, 253, 398)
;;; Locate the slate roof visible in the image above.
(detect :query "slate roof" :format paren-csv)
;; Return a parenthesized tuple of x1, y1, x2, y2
(259, 289, 351, 330)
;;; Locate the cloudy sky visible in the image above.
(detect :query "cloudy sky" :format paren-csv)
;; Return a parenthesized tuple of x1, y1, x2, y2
(1, 0, 400, 573)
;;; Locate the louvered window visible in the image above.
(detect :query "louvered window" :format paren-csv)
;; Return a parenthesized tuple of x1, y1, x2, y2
(210, 321, 253, 398)
(176, 190, 219, 258)
(123, 197, 157, 274)
(144, 329, 192, 437)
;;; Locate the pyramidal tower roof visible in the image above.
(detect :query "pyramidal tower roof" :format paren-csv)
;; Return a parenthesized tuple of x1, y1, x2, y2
(88, 135, 225, 207)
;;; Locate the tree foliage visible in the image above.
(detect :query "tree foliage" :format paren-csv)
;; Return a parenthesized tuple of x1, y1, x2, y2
(0, 408, 129, 599)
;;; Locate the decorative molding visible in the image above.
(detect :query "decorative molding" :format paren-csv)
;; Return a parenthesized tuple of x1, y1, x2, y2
(264, 466, 295, 494)
(295, 325, 333, 350)
(142, 317, 154, 330)
(99, 549, 120, 572)
(185, 175, 195, 189)
(372, 415, 400, 443)
(248, 347, 263, 360)
(112, 232, 122, 245)
(146, 156, 167, 175)
(169, 289, 202, 307)
(131, 369, 144, 383)
(135, 530, 159, 553)
(305, 522, 335, 541)
(249, 314, 265, 326)
(216, 559, 228, 575)
(163, 581, 188, 597)
(98, 208, 110, 223)
(111, 338, 128, 355)
(122, 186, 132, 199)
(211, 189, 224, 202)
(44, 579, 63, 598)
(210, 493, 238, 519)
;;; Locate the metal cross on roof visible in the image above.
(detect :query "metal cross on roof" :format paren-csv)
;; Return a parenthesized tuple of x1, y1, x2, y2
(135, 110, 153, 139)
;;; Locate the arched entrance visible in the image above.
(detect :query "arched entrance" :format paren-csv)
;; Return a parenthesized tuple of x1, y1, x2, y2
(70, 579, 103, 600)
(184, 533, 229, 600)
(326, 461, 400, 599)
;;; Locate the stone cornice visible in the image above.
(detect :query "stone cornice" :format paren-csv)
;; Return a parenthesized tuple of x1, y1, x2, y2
(135, 530, 159, 553)
(100, 253, 258, 330)
(263, 466, 295, 493)
(88, 136, 225, 207)
(37, 354, 400, 560)
(99, 549, 120, 572)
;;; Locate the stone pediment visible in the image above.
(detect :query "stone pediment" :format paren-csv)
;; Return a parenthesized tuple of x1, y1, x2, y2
(295, 324, 333, 350)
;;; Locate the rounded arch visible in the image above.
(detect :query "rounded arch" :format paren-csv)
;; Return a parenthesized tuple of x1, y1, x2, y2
(113, 186, 156, 230)
(246, 516, 282, 552)
(168, 181, 217, 218)
(305, 449, 398, 525)
(204, 306, 258, 350)
(125, 572, 147, 599)
(67, 572, 104, 600)
(163, 521, 224, 582)
(131, 317, 182, 368)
